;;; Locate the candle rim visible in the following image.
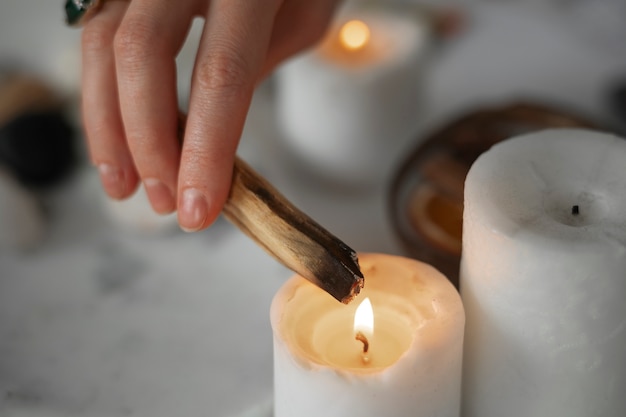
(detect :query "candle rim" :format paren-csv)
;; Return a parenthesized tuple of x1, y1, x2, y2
(464, 128, 626, 249)
(270, 253, 465, 375)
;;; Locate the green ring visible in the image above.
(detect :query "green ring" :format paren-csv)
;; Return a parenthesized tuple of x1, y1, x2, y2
(65, 0, 99, 27)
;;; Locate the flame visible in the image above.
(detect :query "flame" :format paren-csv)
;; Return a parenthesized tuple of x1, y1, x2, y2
(353, 297, 374, 336)
(339, 20, 370, 51)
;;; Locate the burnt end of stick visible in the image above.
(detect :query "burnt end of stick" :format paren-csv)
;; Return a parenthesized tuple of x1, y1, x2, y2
(274, 195, 364, 302)
(237, 159, 365, 302)
(303, 249, 364, 304)
(292, 219, 364, 303)
(317, 240, 364, 303)
(229, 156, 364, 302)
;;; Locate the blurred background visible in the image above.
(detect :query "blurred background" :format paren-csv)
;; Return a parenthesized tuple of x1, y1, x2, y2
(0, 0, 625, 416)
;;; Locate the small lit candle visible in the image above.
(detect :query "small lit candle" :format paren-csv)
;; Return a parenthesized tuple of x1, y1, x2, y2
(276, 8, 430, 185)
(339, 20, 370, 51)
(271, 253, 465, 417)
(461, 129, 626, 417)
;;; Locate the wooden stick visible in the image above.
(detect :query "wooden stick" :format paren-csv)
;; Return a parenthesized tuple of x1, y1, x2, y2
(177, 114, 364, 304)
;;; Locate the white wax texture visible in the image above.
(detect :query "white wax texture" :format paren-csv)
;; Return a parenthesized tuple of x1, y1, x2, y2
(461, 129, 626, 417)
(271, 253, 464, 417)
(276, 10, 428, 184)
(0, 168, 45, 250)
(103, 184, 178, 235)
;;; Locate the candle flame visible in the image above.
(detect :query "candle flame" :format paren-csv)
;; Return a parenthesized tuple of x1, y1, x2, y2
(353, 297, 374, 337)
(339, 20, 370, 51)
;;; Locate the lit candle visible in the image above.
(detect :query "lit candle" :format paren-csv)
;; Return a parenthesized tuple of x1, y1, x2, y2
(276, 8, 430, 185)
(271, 253, 464, 417)
(461, 129, 626, 417)
(354, 297, 374, 363)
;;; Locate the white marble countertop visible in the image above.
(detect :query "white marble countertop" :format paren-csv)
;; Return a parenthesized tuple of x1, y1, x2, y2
(1, 1, 625, 416)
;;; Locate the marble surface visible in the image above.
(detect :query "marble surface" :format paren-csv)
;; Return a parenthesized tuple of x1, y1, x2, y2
(1, 1, 626, 416)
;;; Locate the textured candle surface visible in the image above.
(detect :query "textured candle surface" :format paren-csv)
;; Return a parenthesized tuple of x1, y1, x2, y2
(271, 253, 464, 417)
(461, 128, 626, 417)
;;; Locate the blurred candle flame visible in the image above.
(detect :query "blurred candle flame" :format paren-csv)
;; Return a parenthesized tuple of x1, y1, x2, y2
(339, 20, 370, 51)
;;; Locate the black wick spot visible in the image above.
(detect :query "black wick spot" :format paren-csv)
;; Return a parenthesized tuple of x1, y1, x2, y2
(572, 205, 580, 216)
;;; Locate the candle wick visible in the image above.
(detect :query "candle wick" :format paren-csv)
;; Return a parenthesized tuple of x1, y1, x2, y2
(355, 331, 369, 353)
(572, 205, 580, 216)
(355, 331, 370, 364)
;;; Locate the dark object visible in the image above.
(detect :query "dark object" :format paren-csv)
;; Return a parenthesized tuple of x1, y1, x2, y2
(178, 113, 364, 304)
(0, 110, 77, 188)
(65, 0, 98, 26)
(388, 101, 603, 289)
(572, 205, 580, 216)
(609, 80, 626, 124)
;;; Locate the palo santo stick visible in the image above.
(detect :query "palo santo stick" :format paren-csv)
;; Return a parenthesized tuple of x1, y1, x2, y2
(177, 114, 364, 304)
(224, 157, 364, 303)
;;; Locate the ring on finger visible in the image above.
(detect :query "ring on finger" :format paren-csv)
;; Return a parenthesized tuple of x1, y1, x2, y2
(64, 0, 107, 27)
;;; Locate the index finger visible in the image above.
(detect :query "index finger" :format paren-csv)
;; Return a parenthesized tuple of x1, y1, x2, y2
(177, 0, 281, 232)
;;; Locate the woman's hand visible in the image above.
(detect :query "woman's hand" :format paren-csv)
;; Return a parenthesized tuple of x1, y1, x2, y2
(80, 0, 339, 231)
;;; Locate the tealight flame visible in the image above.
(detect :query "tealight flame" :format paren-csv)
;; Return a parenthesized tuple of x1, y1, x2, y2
(339, 20, 370, 51)
(354, 297, 374, 337)
(354, 297, 373, 362)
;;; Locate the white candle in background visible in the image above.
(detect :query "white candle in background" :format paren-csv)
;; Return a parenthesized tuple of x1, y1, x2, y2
(461, 128, 626, 417)
(102, 184, 178, 235)
(276, 9, 429, 185)
(0, 168, 45, 250)
(271, 253, 464, 417)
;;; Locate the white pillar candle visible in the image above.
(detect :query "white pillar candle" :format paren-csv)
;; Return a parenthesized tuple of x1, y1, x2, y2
(271, 253, 464, 417)
(276, 9, 429, 185)
(102, 184, 178, 235)
(0, 168, 45, 250)
(461, 128, 626, 417)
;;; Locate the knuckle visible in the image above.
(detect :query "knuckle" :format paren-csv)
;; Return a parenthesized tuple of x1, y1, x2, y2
(82, 22, 115, 54)
(113, 18, 160, 66)
(128, 132, 162, 156)
(195, 48, 253, 94)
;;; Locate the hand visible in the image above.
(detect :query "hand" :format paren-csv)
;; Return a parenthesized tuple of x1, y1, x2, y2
(80, 0, 339, 231)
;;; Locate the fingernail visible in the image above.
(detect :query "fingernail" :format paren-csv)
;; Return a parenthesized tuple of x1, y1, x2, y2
(144, 178, 175, 214)
(179, 188, 208, 232)
(98, 163, 127, 199)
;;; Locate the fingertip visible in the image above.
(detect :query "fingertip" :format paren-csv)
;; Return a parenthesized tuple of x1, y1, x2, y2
(144, 178, 176, 214)
(177, 115, 237, 232)
(178, 187, 210, 232)
(98, 163, 139, 200)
